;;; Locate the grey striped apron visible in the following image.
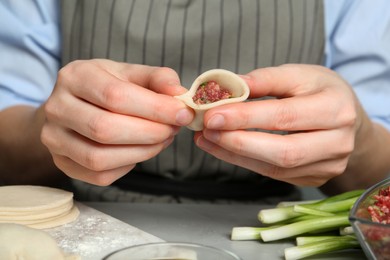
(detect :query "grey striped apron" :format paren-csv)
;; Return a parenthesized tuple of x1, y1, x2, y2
(60, 0, 325, 203)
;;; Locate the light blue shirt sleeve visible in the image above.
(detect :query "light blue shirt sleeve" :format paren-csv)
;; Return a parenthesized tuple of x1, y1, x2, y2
(0, 0, 61, 110)
(324, 0, 390, 130)
(1, 0, 390, 132)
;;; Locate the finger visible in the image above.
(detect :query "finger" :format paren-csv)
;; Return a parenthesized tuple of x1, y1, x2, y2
(195, 134, 348, 186)
(204, 95, 357, 131)
(200, 128, 354, 168)
(53, 155, 135, 186)
(45, 93, 179, 144)
(41, 123, 174, 172)
(242, 64, 337, 98)
(101, 61, 186, 96)
(58, 61, 193, 126)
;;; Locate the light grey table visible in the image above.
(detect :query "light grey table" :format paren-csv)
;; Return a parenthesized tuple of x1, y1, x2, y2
(87, 203, 366, 260)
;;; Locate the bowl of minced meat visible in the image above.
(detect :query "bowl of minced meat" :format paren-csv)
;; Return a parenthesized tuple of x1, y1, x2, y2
(350, 177, 390, 260)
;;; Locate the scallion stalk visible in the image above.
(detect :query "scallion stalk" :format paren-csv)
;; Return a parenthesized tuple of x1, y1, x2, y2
(293, 205, 335, 217)
(231, 189, 366, 259)
(295, 235, 344, 246)
(298, 196, 359, 213)
(284, 236, 360, 260)
(258, 206, 301, 224)
(258, 190, 363, 224)
(259, 214, 350, 242)
(339, 226, 354, 236)
(276, 200, 320, 208)
(231, 225, 281, 240)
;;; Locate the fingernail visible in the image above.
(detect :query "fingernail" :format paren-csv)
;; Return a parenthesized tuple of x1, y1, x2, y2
(195, 135, 213, 151)
(176, 108, 193, 126)
(207, 114, 225, 129)
(203, 129, 220, 143)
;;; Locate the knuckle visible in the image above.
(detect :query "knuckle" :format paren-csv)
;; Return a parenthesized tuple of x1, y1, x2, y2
(87, 114, 114, 143)
(43, 99, 60, 121)
(40, 124, 59, 150)
(84, 150, 108, 172)
(101, 82, 126, 110)
(92, 164, 135, 186)
(93, 174, 116, 187)
(148, 128, 172, 144)
(236, 140, 245, 155)
(306, 177, 328, 187)
(157, 66, 176, 75)
(58, 60, 84, 81)
(273, 103, 298, 130)
(233, 110, 250, 129)
(149, 101, 166, 121)
(330, 158, 349, 177)
(335, 130, 355, 157)
(40, 125, 51, 147)
(337, 104, 357, 128)
(148, 66, 178, 85)
(278, 142, 304, 168)
(264, 164, 284, 179)
(229, 134, 245, 154)
(342, 137, 355, 155)
(56, 65, 71, 83)
(258, 67, 277, 83)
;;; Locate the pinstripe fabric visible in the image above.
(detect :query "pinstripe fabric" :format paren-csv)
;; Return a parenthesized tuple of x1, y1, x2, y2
(61, 0, 325, 202)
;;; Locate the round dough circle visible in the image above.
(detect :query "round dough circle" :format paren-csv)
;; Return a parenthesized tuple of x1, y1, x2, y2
(0, 200, 73, 220)
(0, 185, 73, 212)
(0, 185, 79, 229)
(27, 205, 80, 229)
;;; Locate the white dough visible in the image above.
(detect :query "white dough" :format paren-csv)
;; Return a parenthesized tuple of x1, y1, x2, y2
(0, 185, 79, 229)
(0, 223, 79, 260)
(0, 200, 73, 220)
(0, 185, 73, 211)
(27, 205, 80, 229)
(0, 205, 79, 229)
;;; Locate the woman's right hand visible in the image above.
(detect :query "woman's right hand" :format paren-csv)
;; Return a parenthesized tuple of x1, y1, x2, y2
(41, 59, 193, 186)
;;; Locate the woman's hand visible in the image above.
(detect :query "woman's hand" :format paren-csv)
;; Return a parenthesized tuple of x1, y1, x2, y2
(41, 59, 193, 186)
(195, 64, 367, 187)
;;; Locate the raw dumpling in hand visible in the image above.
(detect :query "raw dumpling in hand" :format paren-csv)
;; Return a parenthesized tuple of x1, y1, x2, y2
(175, 69, 250, 131)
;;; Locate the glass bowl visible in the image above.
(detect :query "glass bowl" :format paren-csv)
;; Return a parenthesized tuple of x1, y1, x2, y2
(103, 242, 242, 260)
(349, 178, 390, 260)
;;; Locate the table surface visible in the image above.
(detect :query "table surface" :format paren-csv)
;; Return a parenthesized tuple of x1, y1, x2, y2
(86, 202, 367, 260)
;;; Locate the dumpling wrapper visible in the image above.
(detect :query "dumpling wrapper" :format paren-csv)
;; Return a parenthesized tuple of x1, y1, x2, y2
(0, 223, 79, 260)
(175, 69, 250, 131)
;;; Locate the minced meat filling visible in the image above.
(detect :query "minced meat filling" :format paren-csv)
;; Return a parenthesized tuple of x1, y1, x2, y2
(368, 186, 390, 224)
(192, 81, 232, 104)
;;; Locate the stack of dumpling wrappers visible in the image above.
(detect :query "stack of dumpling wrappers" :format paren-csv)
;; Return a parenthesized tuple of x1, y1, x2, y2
(0, 185, 79, 229)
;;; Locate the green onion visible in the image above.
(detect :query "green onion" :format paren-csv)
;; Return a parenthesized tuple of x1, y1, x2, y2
(295, 235, 345, 246)
(296, 196, 360, 213)
(258, 206, 302, 224)
(319, 190, 364, 203)
(231, 225, 281, 240)
(339, 226, 354, 236)
(276, 200, 320, 208)
(232, 189, 366, 259)
(293, 205, 335, 217)
(284, 236, 360, 260)
(260, 214, 350, 242)
(258, 190, 363, 224)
